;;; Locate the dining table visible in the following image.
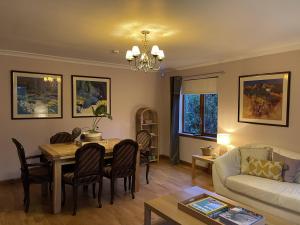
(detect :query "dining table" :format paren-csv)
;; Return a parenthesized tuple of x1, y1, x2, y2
(39, 138, 140, 214)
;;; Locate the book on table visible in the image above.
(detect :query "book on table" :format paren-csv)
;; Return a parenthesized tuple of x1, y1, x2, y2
(188, 197, 228, 217)
(218, 207, 265, 225)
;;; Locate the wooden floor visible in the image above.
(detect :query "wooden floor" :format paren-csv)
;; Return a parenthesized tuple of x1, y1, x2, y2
(0, 159, 213, 225)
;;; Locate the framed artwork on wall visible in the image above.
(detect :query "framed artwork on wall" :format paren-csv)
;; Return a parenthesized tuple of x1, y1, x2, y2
(238, 71, 291, 127)
(11, 70, 63, 119)
(71, 75, 111, 117)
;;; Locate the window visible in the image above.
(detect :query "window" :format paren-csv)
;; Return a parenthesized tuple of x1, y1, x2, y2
(182, 93, 218, 137)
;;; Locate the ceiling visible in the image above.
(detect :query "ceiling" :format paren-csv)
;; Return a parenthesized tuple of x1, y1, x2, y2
(1, 0, 300, 70)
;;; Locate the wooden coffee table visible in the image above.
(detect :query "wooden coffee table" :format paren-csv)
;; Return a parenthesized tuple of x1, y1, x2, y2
(144, 186, 295, 225)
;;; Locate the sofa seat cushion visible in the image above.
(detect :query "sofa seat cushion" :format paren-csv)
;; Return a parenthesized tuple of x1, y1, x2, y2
(225, 175, 300, 213)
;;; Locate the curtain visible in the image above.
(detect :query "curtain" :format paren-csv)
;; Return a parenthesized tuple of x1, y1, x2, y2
(170, 76, 182, 164)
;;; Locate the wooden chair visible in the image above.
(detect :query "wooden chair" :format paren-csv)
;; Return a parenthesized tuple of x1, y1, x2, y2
(136, 130, 152, 184)
(11, 138, 52, 213)
(50, 127, 81, 144)
(104, 139, 138, 204)
(62, 143, 105, 215)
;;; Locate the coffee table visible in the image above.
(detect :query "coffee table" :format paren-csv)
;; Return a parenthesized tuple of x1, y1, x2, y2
(144, 186, 295, 225)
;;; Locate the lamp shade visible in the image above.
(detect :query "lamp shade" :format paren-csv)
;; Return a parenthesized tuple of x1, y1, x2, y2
(132, 46, 140, 56)
(158, 50, 165, 60)
(126, 50, 133, 61)
(217, 133, 231, 145)
(151, 45, 160, 56)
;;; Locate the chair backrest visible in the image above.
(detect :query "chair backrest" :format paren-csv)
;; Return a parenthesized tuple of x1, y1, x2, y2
(136, 130, 151, 150)
(71, 127, 82, 140)
(11, 138, 28, 173)
(50, 132, 73, 144)
(111, 139, 138, 178)
(74, 143, 105, 180)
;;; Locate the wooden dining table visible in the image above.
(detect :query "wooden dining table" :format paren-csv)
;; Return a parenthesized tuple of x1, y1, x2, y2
(39, 138, 140, 214)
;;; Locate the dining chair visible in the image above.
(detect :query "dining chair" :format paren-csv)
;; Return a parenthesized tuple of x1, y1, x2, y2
(50, 127, 81, 144)
(136, 130, 152, 184)
(104, 139, 138, 204)
(62, 143, 105, 215)
(11, 138, 52, 213)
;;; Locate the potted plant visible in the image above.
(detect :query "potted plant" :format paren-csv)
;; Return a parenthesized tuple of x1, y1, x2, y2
(82, 104, 112, 141)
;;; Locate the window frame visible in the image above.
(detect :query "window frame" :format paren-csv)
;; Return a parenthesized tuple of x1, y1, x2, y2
(181, 93, 217, 138)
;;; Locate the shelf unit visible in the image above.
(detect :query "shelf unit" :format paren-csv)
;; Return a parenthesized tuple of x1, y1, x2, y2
(136, 107, 159, 162)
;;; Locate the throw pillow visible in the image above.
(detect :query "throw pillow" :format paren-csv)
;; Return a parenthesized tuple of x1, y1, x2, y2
(239, 147, 272, 174)
(248, 157, 284, 181)
(273, 152, 300, 183)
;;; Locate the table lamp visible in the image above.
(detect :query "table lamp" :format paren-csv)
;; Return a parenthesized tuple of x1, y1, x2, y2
(217, 133, 231, 156)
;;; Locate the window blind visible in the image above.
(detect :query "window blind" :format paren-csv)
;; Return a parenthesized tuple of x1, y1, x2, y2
(181, 77, 217, 94)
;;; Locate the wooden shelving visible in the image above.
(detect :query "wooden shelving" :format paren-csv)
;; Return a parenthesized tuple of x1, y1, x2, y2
(136, 107, 159, 162)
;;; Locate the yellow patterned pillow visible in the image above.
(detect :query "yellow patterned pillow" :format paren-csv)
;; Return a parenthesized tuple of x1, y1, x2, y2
(247, 157, 284, 181)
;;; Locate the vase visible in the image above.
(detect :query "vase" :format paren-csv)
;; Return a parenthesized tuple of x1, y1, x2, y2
(81, 131, 102, 142)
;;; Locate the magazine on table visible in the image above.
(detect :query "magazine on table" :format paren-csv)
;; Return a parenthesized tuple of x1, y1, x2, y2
(188, 197, 228, 216)
(218, 207, 265, 225)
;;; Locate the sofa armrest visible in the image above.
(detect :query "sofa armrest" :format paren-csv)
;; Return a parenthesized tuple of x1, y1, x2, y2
(214, 148, 241, 184)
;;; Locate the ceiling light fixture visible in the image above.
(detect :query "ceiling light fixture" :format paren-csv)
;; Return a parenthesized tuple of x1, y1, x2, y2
(125, 30, 165, 72)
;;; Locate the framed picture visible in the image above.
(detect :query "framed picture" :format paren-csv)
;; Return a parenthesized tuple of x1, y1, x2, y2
(72, 75, 111, 117)
(238, 71, 291, 127)
(11, 70, 63, 119)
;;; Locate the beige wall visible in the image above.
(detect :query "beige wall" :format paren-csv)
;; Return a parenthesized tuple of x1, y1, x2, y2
(160, 50, 300, 163)
(0, 55, 161, 181)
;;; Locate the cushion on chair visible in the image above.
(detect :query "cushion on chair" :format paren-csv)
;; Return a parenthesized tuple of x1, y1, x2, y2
(239, 147, 272, 174)
(63, 172, 99, 184)
(225, 175, 300, 213)
(29, 166, 49, 177)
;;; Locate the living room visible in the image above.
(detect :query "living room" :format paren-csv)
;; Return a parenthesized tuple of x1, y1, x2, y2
(0, 1, 299, 225)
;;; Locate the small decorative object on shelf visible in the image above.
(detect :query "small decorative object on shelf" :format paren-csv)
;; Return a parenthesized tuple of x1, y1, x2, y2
(212, 152, 218, 159)
(136, 107, 159, 162)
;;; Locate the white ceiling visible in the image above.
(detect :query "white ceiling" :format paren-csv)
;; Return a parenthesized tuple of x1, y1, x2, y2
(1, 0, 300, 69)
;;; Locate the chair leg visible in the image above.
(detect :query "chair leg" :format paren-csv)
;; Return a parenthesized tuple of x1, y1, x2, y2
(110, 178, 115, 204)
(131, 175, 135, 199)
(98, 177, 103, 208)
(146, 163, 150, 184)
(92, 183, 96, 199)
(123, 177, 127, 192)
(73, 185, 78, 216)
(62, 181, 66, 206)
(128, 176, 132, 191)
(24, 183, 30, 213)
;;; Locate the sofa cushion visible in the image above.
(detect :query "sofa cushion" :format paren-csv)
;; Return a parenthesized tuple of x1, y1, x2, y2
(225, 175, 300, 213)
(248, 157, 284, 181)
(273, 152, 300, 183)
(239, 147, 272, 174)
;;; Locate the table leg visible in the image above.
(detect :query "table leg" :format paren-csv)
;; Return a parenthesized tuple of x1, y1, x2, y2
(53, 160, 62, 214)
(144, 204, 151, 225)
(135, 149, 140, 192)
(192, 157, 196, 179)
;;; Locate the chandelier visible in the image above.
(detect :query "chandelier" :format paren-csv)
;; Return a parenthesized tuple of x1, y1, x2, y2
(125, 30, 165, 72)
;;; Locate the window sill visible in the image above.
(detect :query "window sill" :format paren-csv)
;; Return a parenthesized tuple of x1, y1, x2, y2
(179, 133, 217, 142)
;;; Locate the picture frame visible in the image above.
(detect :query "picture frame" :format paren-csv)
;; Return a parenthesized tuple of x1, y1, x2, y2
(71, 75, 111, 117)
(238, 71, 291, 127)
(11, 70, 63, 119)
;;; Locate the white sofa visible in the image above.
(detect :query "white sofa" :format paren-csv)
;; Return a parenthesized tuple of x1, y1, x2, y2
(212, 144, 300, 224)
